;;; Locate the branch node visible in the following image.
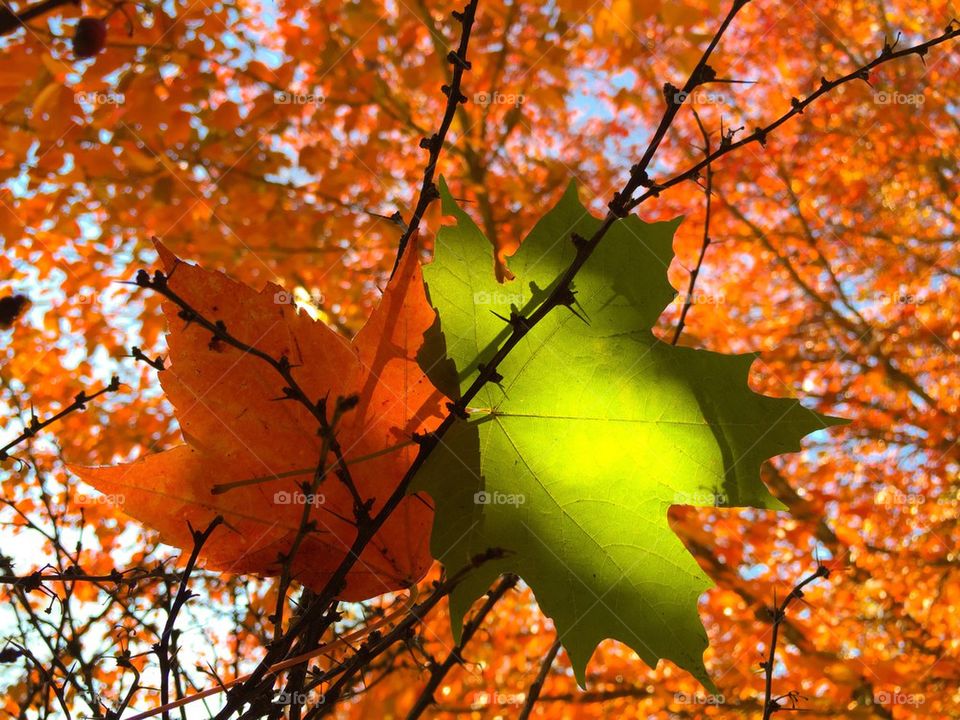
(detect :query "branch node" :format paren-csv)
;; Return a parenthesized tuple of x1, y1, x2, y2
(608, 192, 630, 217)
(691, 63, 717, 87)
(441, 84, 468, 103)
(411, 431, 438, 446)
(446, 50, 472, 70)
(663, 82, 682, 106)
(419, 134, 440, 151)
(446, 401, 469, 420)
(477, 363, 504, 384)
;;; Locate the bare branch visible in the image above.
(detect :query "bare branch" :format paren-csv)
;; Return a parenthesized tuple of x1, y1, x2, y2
(761, 563, 831, 719)
(0, 376, 120, 462)
(390, 0, 481, 276)
(518, 636, 562, 720)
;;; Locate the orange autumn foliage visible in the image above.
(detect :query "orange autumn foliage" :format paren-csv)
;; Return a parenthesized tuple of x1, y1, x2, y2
(72, 243, 444, 600)
(1, 0, 959, 718)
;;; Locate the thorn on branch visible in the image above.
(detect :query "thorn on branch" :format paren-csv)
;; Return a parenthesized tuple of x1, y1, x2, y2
(880, 31, 902, 58)
(570, 233, 589, 253)
(135, 269, 168, 289)
(477, 363, 504, 384)
(272, 386, 298, 403)
(446, 401, 469, 420)
(554, 285, 577, 309)
(508, 309, 531, 331)
(446, 50, 472, 70)
(720, 123, 744, 149)
(419, 134, 440, 152)
(17, 571, 44, 593)
(691, 63, 717, 87)
(177, 308, 197, 326)
(336, 394, 360, 414)
(440, 84, 467, 103)
(130, 346, 166, 371)
(411, 431, 438, 446)
(663, 82, 682, 106)
(608, 192, 630, 217)
(631, 165, 652, 187)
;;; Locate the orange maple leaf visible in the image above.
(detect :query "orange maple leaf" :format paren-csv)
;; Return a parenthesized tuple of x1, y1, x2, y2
(71, 243, 445, 600)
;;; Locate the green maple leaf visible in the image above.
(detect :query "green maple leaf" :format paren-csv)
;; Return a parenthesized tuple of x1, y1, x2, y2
(413, 178, 844, 687)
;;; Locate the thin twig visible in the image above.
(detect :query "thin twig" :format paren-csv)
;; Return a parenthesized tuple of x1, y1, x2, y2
(0, 567, 187, 586)
(128, 549, 503, 720)
(626, 23, 960, 213)
(390, 0, 480, 277)
(0, 376, 120, 461)
(0, 0, 78, 37)
(404, 574, 517, 719)
(672, 109, 714, 346)
(157, 516, 223, 720)
(517, 636, 562, 720)
(761, 563, 831, 719)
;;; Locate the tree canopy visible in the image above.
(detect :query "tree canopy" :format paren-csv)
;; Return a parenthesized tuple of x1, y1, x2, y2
(1, 0, 959, 717)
